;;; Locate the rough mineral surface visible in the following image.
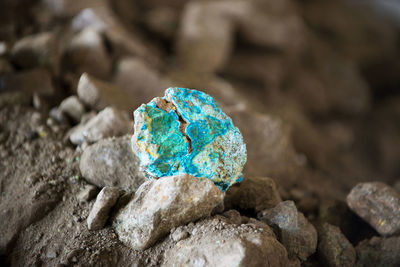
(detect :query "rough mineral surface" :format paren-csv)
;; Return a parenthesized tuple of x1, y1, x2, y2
(87, 187, 120, 230)
(346, 182, 400, 236)
(259, 200, 318, 261)
(162, 216, 291, 267)
(70, 107, 131, 145)
(356, 235, 400, 267)
(59, 95, 85, 123)
(224, 176, 282, 213)
(317, 223, 356, 267)
(112, 174, 224, 250)
(132, 87, 247, 191)
(80, 136, 146, 191)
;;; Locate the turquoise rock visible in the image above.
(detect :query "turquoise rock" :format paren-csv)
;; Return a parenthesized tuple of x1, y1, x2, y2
(132, 87, 247, 191)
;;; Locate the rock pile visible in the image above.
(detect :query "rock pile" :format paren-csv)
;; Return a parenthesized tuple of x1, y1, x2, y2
(1, 0, 400, 266)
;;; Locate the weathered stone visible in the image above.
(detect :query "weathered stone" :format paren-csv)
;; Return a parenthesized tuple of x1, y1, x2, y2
(77, 185, 98, 203)
(87, 187, 120, 230)
(259, 200, 317, 261)
(80, 136, 146, 191)
(132, 87, 247, 191)
(176, 1, 245, 72)
(162, 216, 290, 267)
(318, 199, 376, 245)
(113, 57, 169, 109)
(347, 182, 400, 236)
(317, 223, 356, 267)
(77, 73, 134, 112)
(225, 176, 282, 213)
(69, 107, 131, 145)
(170, 226, 189, 242)
(11, 32, 58, 70)
(64, 27, 111, 79)
(59, 96, 85, 123)
(356, 236, 400, 267)
(71, 7, 160, 64)
(112, 174, 224, 250)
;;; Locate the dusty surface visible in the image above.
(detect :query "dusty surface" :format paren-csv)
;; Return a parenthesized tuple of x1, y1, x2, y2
(1, 0, 400, 266)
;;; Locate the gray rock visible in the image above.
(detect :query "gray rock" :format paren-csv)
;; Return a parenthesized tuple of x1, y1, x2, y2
(69, 107, 132, 145)
(71, 8, 106, 32)
(171, 226, 189, 242)
(259, 200, 317, 261)
(65, 27, 111, 79)
(347, 182, 400, 236)
(113, 174, 224, 250)
(176, 1, 242, 73)
(317, 223, 356, 267)
(356, 235, 400, 267)
(87, 187, 120, 230)
(59, 96, 85, 123)
(71, 7, 160, 64)
(80, 136, 146, 191)
(225, 176, 282, 213)
(162, 216, 290, 267)
(77, 185, 98, 203)
(0, 42, 7, 55)
(11, 32, 58, 70)
(77, 73, 134, 112)
(49, 107, 68, 124)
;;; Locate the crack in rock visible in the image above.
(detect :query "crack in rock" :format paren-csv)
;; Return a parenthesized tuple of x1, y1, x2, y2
(153, 97, 193, 153)
(132, 87, 247, 191)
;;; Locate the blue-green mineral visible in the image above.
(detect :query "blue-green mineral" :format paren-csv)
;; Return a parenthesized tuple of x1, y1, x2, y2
(131, 87, 247, 191)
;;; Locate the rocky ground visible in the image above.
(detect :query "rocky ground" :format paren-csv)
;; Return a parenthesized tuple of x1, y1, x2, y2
(1, 0, 400, 266)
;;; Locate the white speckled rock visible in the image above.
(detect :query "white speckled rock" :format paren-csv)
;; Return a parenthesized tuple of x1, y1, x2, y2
(77, 73, 134, 112)
(69, 107, 131, 145)
(87, 187, 120, 230)
(112, 174, 224, 250)
(347, 182, 400, 236)
(162, 216, 291, 267)
(80, 136, 146, 191)
(59, 96, 85, 123)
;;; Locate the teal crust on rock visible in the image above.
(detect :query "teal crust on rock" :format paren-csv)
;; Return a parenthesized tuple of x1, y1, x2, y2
(132, 87, 247, 191)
